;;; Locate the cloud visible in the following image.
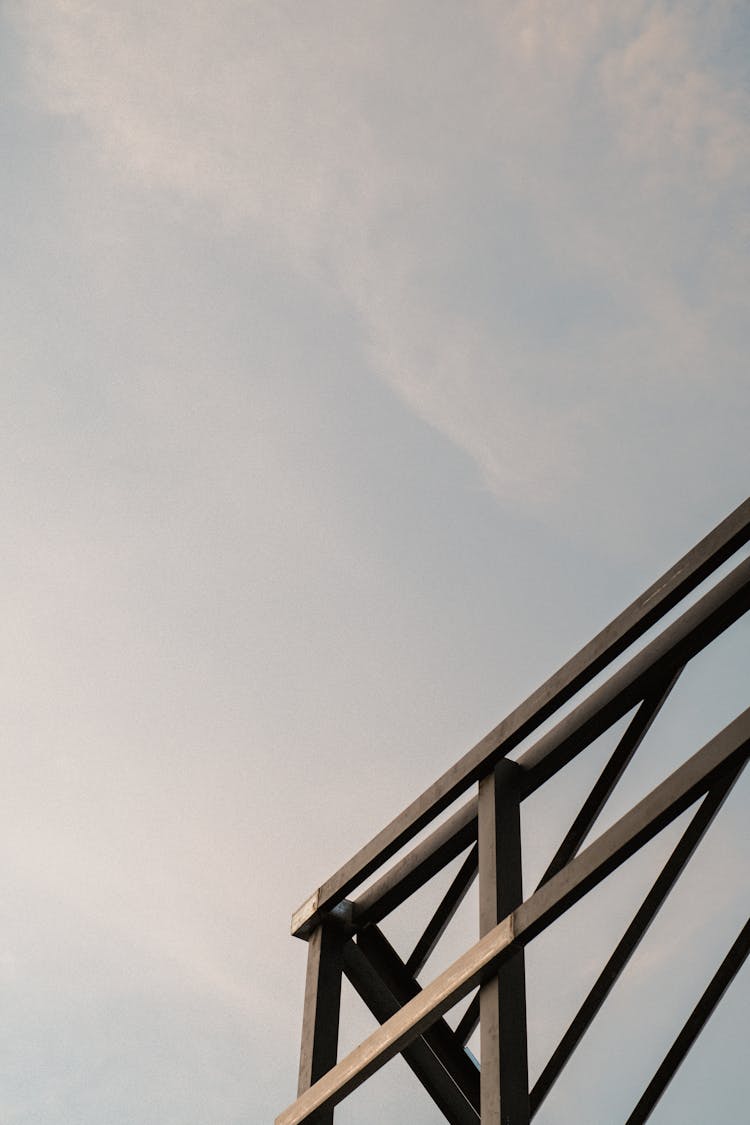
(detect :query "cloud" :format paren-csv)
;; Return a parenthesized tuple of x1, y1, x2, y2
(9, 2, 750, 529)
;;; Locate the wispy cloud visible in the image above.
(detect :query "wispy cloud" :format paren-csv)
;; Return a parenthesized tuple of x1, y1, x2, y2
(10, 2, 749, 532)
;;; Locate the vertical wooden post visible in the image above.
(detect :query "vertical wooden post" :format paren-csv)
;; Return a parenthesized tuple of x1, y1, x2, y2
(297, 919, 344, 1123)
(478, 760, 529, 1125)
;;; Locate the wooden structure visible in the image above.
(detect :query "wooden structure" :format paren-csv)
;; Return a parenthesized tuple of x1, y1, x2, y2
(277, 498, 750, 1123)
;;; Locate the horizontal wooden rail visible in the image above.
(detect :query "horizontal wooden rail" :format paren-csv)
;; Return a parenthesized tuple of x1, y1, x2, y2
(351, 799, 477, 929)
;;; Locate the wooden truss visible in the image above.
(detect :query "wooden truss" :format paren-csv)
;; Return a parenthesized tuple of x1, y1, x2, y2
(277, 498, 750, 1124)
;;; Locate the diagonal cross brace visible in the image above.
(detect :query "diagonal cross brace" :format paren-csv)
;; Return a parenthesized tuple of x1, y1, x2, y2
(355, 925, 481, 1111)
(343, 934, 480, 1123)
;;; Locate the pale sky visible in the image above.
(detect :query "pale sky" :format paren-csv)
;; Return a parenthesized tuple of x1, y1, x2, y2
(2, 2, 749, 1122)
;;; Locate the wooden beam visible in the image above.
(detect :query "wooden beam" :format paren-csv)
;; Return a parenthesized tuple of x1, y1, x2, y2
(297, 920, 345, 1124)
(479, 762, 529, 1123)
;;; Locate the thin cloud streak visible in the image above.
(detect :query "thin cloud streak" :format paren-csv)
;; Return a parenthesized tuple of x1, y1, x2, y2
(11, 1, 749, 529)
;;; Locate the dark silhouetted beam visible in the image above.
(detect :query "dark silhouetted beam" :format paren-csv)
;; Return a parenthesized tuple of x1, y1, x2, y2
(530, 762, 743, 1116)
(351, 799, 477, 928)
(478, 761, 529, 1123)
(625, 917, 750, 1125)
(296, 920, 345, 1125)
(454, 992, 479, 1048)
(343, 939, 479, 1124)
(356, 925, 480, 1111)
(406, 844, 478, 979)
(537, 668, 683, 889)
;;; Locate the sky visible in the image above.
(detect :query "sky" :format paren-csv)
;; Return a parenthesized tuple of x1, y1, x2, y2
(1, 1, 749, 1122)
